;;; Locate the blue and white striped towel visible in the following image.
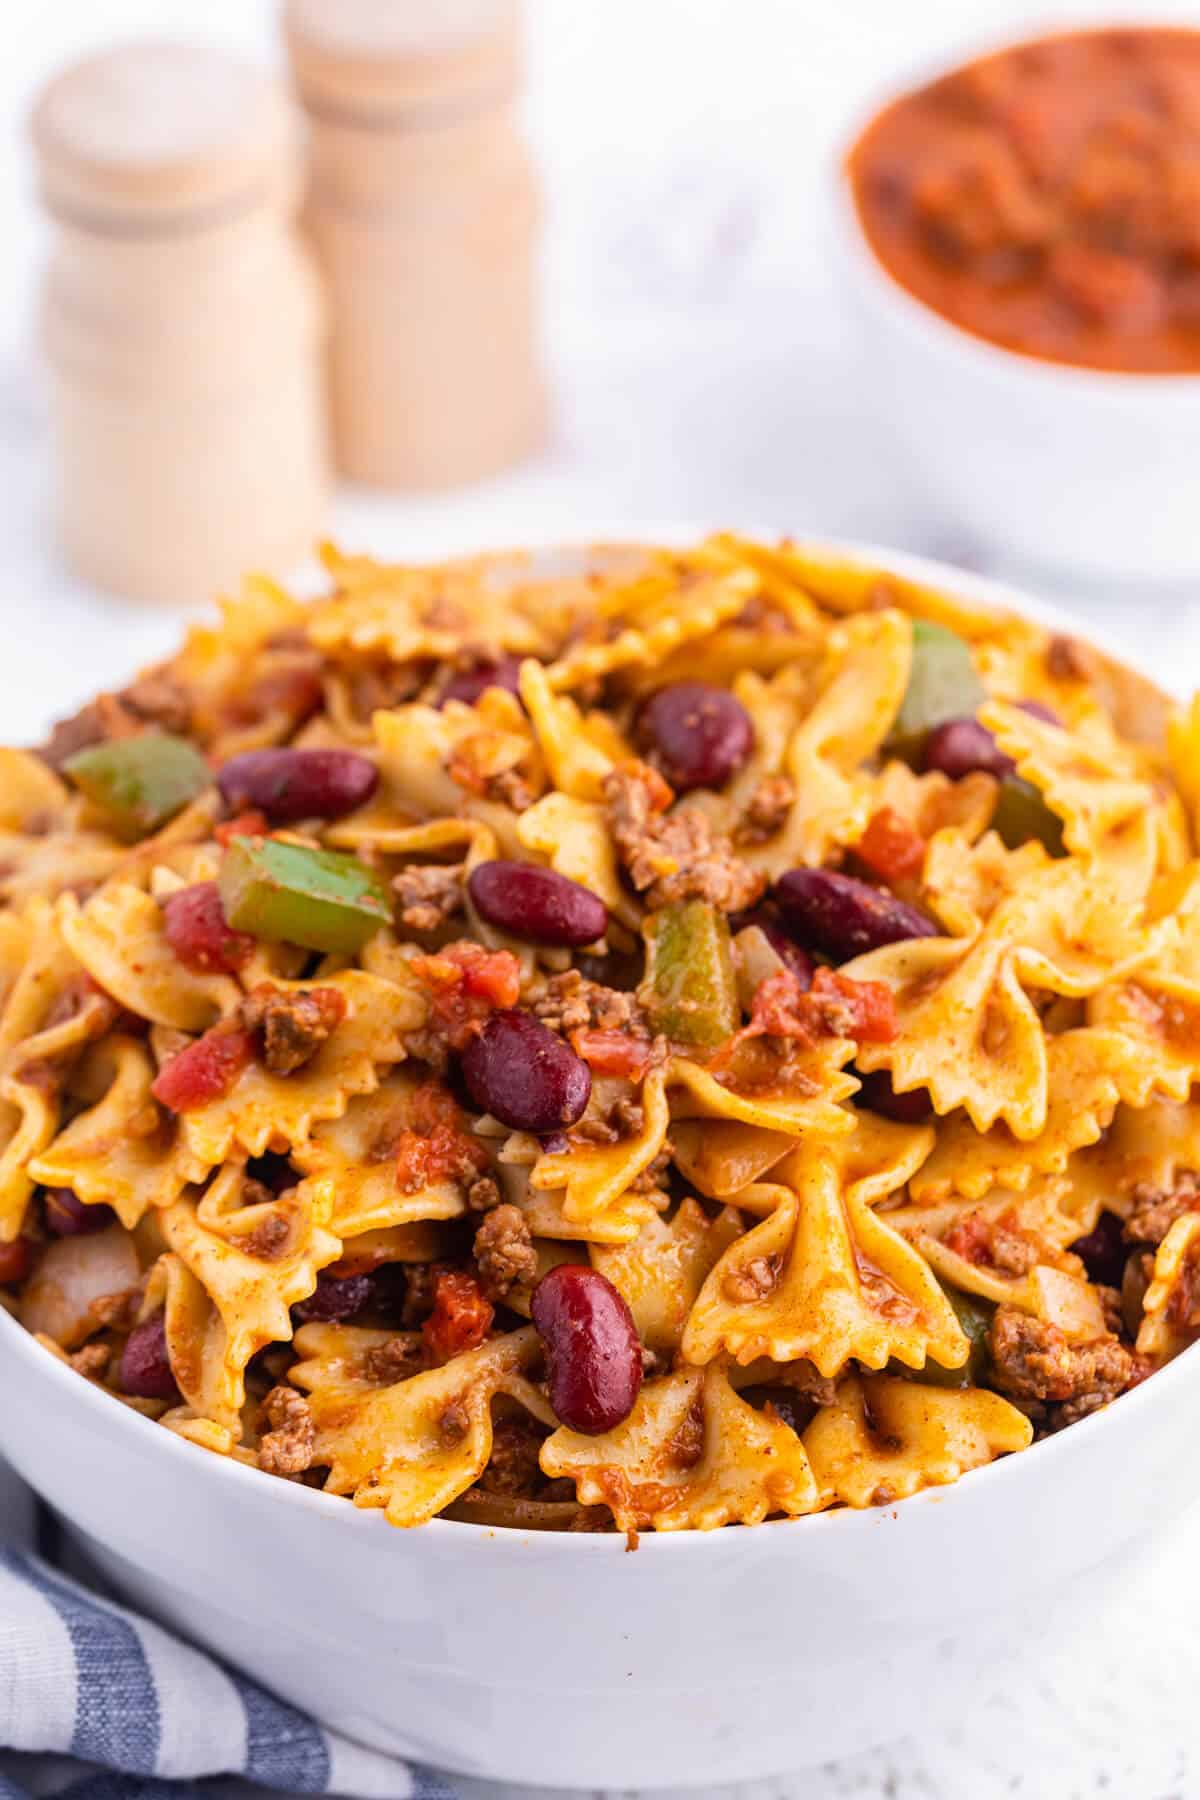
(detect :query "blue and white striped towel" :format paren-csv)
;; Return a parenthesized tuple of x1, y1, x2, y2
(0, 1462, 456, 1800)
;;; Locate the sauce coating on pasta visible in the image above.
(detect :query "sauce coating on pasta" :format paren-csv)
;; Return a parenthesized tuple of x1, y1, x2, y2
(2, 533, 1197, 1536)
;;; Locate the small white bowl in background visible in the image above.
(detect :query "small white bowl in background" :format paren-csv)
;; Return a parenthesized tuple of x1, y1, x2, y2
(0, 536, 1195, 1791)
(833, 48, 1200, 586)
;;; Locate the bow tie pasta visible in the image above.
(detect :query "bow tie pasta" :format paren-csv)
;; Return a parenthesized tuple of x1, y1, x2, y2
(3, 533, 1195, 1537)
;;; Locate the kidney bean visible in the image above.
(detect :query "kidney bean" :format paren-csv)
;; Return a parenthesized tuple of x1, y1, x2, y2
(119, 1313, 181, 1402)
(468, 860, 607, 947)
(922, 717, 1014, 781)
(530, 1264, 643, 1435)
(854, 1068, 932, 1124)
(774, 867, 938, 961)
(43, 1188, 115, 1237)
(0, 1237, 32, 1285)
(293, 1270, 374, 1324)
(461, 1010, 591, 1133)
(162, 882, 254, 974)
(635, 682, 754, 793)
(1069, 1210, 1128, 1289)
(439, 655, 524, 708)
(217, 747, 378, 823)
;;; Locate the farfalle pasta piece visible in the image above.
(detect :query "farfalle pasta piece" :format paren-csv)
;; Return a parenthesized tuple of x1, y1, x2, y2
(290, 1073, 469, 1238)
(1137, 1214, 1200, 1362)
(849, 844, 1166, 1137)
(0, 750, 125, 908)
(499, 1153, 664, 1246)
(149, 1252, 245, 1434)
(682, 1121, 966, 1376)
(668, 1045, 858, 1139)
(867, 759, 997, 847)
(59, 885, 237, 1031)
(543, 567, 754, 693)
(292, 1321, 550, 1527)
(529, 1068, 670, 1232)
(365, 697, 532, 853)
(592, 1200, 742, 1354)
(909, 1027, 1156, 1204)
(740, 611, 912, 873)
(885, 1174, 1095, 1278)
(983, 699, 1162, 896)
(803, 1373, 1033, 1508)
(307, 551, 550, 664)
(1088, 865, 1200, 1100)
(670, 1118, 795, 1200)
(518, 661, 626, 802)
(29, 1036, 190, 1229)
(539, 1361, 819, 1532)
(160, 1163, 341, 1412)
(1067, 1097, 1200, 1229)
(173, 969, 420, 1176)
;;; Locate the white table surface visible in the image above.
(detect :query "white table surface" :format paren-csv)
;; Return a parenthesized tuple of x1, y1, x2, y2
(4, 2, 1200, 1796)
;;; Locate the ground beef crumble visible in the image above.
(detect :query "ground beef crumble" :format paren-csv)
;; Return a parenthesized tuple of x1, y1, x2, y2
(1125, 1172, 1200, 1246)
(736, 775, 795, 845)
(392, 862, 465, 933)
(989, 1307, 1143, 1425)
(472, 1202, 538, 1301)
(362, 1334, 424, 1383)
(532, 969, 646, 1036)
(257, 1385, 315, 1476)
(603, 762, 766, 912)
(239, 983, 347, 1076)
(475, 1415, 548, 1497)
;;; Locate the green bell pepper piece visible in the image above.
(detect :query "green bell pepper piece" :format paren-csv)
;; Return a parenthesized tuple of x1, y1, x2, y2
(63, 733, 211, 842)
(886, 619, 987, 766)
(219, 836, 392, 954)
(642, 899, 739, 1049)
(991, 774, 1065, 856)
(917, 1283, 994, 1389)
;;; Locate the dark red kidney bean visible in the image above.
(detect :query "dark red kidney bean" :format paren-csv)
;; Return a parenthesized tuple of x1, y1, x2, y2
(740, 1382, 816, 1438)
(439, 655, 524, 708)
(0, 1237, 32, 1285)
(468, 860, 607, 948)
(162, 882, 254, 974)
(43, 1188, 115, 1238)
(293, 1270, 374, 1324)
(531, 1263, 643, 1435)
(461, 1010, 592, 1133)
(853, 1068, 931, 1124)
(1070, 1211, 1128, 1288)
(217, 748, 378, 823)
(774, 868, 938, 961)
(635, 681, 754, 793)
(119, 1314, 181, 1402)
(922, 717, 1015, 781)
(733, 907, 815, 987)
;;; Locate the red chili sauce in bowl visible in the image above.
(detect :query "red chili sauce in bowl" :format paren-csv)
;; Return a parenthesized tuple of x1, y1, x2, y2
(848, 27, 1200, 373)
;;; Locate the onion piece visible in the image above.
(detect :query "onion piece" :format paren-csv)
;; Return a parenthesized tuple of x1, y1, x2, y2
(20, 1225, 140, 1349)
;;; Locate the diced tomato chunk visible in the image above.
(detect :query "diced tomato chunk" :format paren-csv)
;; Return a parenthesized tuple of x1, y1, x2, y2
(215, 809, 268, 848)
(855, 807, 926, 884)
(151, 1024, 256, 1112)
(422, 1269, 494, 1362)
(162, 882, 255, 973)
(411, 941, 522, 1050)
(394, 1082, 489, 1194)
(571, 1028, 654, 1080)
(741, 965, 897, 1048)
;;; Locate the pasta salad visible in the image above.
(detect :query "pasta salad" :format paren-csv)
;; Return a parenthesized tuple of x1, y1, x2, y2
(3, 534, 1198, 1539)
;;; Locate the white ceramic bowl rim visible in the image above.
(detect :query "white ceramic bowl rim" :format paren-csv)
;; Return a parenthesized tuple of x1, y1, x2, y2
(832, 18, 1200, 403)
(3, 527, 1192, 1554)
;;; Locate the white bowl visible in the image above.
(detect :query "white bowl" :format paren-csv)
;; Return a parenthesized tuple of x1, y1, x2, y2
(833, 51, 1200, 584)
(0, 540, 1193, 1791)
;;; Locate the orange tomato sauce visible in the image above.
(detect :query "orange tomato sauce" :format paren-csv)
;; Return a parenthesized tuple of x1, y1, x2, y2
(848, 27, 1200, 373)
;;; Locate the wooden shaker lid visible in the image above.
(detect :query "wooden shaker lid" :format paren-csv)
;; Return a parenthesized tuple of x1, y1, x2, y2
(283, 0, 522, 121)
(30, 41, 302, 227)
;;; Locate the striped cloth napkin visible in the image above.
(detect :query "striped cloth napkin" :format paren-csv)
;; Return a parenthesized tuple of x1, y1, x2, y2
(0, 1462, 456, 1800)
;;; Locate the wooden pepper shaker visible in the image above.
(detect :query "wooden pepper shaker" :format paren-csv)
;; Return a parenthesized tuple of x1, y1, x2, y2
(31, 42, 330, 604)
(284, 0, 547, 489)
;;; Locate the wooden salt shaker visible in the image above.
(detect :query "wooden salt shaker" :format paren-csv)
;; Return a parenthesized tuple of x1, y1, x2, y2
(31, 42, 330, 604)
(284, 0, 546, 489)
